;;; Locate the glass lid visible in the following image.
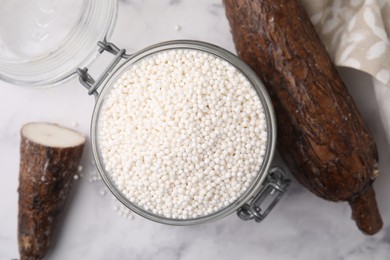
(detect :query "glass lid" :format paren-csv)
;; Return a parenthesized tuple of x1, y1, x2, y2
(0, 0, 117, 86)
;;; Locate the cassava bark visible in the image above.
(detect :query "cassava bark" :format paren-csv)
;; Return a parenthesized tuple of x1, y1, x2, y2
(224, 0, 383, 234)
(18, 123, 85, 259)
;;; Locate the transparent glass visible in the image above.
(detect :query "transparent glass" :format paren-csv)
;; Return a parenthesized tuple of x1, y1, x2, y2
(0, 0, 117, 86)
(90, 40, 278, 225)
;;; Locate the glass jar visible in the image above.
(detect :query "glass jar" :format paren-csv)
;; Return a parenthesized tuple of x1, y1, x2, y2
(86, 40, 290, 225)
(0, 0, 290, 225)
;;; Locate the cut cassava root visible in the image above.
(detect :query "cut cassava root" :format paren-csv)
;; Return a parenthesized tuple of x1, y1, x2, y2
(18, 122, 85, 260)
(224, 0, 383, 234)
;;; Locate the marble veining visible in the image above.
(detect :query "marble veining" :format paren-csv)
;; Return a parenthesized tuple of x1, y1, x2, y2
(0, 0, 389, 259)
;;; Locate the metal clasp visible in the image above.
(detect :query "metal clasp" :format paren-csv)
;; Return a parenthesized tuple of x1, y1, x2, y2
(77, 38, 131, 98)
(237, 167, 290, 222)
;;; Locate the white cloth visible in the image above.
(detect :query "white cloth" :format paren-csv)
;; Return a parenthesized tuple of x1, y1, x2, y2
(301, 0, 390, 86)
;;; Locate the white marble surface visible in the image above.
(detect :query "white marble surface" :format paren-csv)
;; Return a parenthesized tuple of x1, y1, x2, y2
(1, 0, 390, 259)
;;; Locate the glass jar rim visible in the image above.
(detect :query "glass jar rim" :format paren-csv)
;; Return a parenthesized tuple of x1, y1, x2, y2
(0, 0, 117, 87)
(91, 40, 278, 225)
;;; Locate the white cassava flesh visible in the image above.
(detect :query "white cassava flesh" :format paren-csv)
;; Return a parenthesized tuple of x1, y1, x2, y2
(21, 122, 85, 148)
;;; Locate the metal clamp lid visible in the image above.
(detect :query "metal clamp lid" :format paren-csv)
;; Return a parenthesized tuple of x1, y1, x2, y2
(77, 39, 131, 98)
(237, 167, 290, 222)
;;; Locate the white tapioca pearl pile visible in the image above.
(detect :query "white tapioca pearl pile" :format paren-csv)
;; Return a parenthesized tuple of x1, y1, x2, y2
(98, 49, 268, 219)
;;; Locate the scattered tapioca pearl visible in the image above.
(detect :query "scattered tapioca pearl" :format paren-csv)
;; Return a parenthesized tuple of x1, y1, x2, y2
(99, 189, 107, 196)
(114, 202, 135, 220)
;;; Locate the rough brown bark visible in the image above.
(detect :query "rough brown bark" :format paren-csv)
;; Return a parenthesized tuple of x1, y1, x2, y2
(18, 123, 85, 259)
(224, 0, 383, 234)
